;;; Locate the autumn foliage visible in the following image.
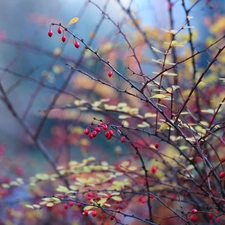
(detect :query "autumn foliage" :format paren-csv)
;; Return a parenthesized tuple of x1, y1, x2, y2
(1, 0, 225, 224)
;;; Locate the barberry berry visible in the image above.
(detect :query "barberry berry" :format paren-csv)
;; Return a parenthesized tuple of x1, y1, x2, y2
(69, 201, 74, 207)
(61, 35, 66, 42)
(92, 210, 97, 217)
(219, 171, 225, 179)
(120, 136, 126, 143)
(151, 166, 157, 174)
(84, 129, 89, 135)
(74, 41, 80, 48)
(48, 30, 53, 37)
(57, 27, 62, 34)
(108, 70, 113, 77)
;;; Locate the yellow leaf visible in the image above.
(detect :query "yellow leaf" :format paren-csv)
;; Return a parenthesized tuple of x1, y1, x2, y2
(201, 109, 214, 114)
(117, 102, 127, 108)
(56, 185, 69, 193)
(97, 198, 107, 206)
(150, 94, 166, 99)
(83, 205, 95, 211)
(67, 17, 79, 26)
(118, 114, 130, 119)
(151, 46, 164, 54)
(33, 204, 41, 209)
(158, 122, 169, 131)
(163, 72, 177, 76)
(144, 113, 156, 118)
(46, 202, 54, 207)
(25, 205, 34, 209)
(2, 184, 10, 188)
(120, 161, 130, 168)
(128, 166, 137, 171)
(166, 87, 172, 93)
(112, 196, 122, 201)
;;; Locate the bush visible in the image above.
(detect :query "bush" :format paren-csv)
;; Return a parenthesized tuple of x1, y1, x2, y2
(1, 1, 225, 224)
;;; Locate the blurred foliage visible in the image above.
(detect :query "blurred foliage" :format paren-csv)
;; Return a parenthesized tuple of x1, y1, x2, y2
(0, 0, 225, 225)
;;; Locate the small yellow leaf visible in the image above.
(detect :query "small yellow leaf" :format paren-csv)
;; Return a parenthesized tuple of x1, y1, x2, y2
(120, 161, 130, 168)
(118, 114, 130, 119)
(33, 204, 41, 209)
(166, 87, 172, 93)
(56, 185, 69, 193)
(150, 94, 166, 99)
(97, 198, 107, 206)
(163, 72, 177, 76)
(117, 102, 127, 108)
(112, 196, 122, 201)
(2, 184, 10, 188)
(46, 202, 54, 207)
(25, 205, 34, 209)
(128, 166, 137, 171)
(201, 109, 214, 114)
(83, 205, 95, 211)
(151, 46, 164, 54)
(144, 113, 156, 118)
(67, 17, 79, 26)
(158, 122, 169, 131)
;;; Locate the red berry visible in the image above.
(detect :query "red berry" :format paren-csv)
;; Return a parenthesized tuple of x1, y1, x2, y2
(110, 215, 114, 220)
(105, 131, 113, 140)
(77, 202, 81, 207)
(149, 194, 154, 199)
(208, 212, 213, 218)
(102, 124, 108, 130)
(120, 136, 126, 143)
(92, 210, 97, 217)
(61, 35, 66, 42)
(48, 30, 53, 37)
(154, 143, 159, 148)
(83, 210, 89, 216)
(94, 127, 101, 132)
(108, 70, 113, 77)
(219, 171, 225, 179)
(69, 201, 74, 207)
(139, 197, 146, 203)
(88, 192, 94, 198)
(92, 131, 97, 138)
(84, 129, 89, 135)
(74, 41, 80, 48)
(192, 209, 198, 214)
(63, 203, 68, 209)
(190, 214, 198, 222)
(151, 166, 157, 174)
(168, 3, 173, 10)
(57, 27, 62, 34)
(89, 133, 93, 139)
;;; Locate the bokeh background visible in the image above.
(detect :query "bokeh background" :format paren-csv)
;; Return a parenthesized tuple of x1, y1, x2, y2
(0, 0, 225, 224)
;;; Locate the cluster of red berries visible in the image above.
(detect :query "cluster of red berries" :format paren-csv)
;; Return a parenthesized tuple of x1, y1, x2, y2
(48, 26, 80, 48)
(190, 209, 198, 223)
(84, 122, 126, 143)
(63, 201, 74, 209)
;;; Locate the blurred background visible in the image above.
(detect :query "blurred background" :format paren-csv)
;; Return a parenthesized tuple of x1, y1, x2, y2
(0, 0, 225, 224)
